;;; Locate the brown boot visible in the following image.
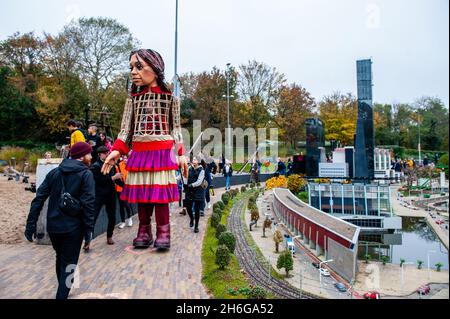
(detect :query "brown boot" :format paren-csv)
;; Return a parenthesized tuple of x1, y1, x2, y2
(133, 211, 154, 249)
(133, 224, 153, 248)
(154, 224, 170, 250)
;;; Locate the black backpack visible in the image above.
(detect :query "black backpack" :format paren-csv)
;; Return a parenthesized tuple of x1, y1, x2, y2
(58, 169, 83, 217)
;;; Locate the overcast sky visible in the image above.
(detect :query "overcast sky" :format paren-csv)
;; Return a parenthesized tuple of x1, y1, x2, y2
(1, 0, 448, 106)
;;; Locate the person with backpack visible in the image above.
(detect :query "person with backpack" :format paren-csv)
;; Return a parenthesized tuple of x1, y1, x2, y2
(76, 121, 89, 140)
(199, 159, 212, 216)
(83, 146, 122, 251)
(223, 160, 233, 191)
(67, 120, 86, 148)
(24, 142, 95, 299)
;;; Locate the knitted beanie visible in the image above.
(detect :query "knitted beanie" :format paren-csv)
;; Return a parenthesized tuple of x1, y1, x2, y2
(70, 142, 92, 160)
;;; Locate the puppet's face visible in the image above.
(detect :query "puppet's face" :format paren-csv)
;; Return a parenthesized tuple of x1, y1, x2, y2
(130, 54, 157, 88)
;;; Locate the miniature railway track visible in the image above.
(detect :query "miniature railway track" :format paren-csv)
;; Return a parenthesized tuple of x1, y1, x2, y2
(228, 196, 318, 299)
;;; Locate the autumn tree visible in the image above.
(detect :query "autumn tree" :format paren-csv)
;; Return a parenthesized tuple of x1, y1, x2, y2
(63, 17, 138, 111)
(237, 60, 286, 128)
(41, 31, 80, 82)
(0, 32, 44, 78)
(273, 230, 284, 253)
(318, 92, 358, 146)
(273, 83, 316, 147)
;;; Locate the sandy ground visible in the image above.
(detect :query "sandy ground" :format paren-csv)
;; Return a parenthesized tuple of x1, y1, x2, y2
(0, 174, 36, 244)
(354, 261, 449, 297)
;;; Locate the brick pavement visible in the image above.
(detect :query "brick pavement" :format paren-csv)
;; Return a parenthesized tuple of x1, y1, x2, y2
(0, 187, 230, 299)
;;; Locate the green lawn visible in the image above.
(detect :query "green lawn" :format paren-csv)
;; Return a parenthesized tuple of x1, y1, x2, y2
(201, 193, 249, 299)
(202, 190, 280, 299)
(232, 163, 276, 174)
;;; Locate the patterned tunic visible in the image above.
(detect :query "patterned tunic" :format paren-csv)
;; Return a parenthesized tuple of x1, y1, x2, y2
(112, 86, 184, 204)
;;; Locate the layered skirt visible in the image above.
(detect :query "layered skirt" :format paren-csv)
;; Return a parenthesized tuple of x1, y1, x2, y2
(120, 142, 180, 204)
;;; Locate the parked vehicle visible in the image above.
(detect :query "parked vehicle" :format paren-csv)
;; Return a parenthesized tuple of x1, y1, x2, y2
(364, 291, 381, 299)
(319, 268, 330, 277)
(285, 238, 295, 255)
(417, 285, 430, 295)
(312, 262, 320, 269)
(334, 282, 347, 292)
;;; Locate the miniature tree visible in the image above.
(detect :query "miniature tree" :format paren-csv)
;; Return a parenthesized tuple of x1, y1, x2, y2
(248, 286, 267, 299)
(262, 217, 272, 238)
(215, 224, 227, 239)
(273, 230, 284, 253)
(218, 231, 236, 253)
(213, 202, 223, 211)
(364, 254, 371, 264)
(287, 174, 307, 194)
(400, 258, 405, 267)
(213, 206, 223, 218)
(277, 250, 294, 277)
(250, 208, 260, 228)
(217, 201, 225, 210)
(215, 245, 231, 270)
(417, 260, 424, 269)
(435, 262, 443, 272)
(222, 192, 231, 205)
(211, 212, 221, 228)
(380, 255, 390, 266)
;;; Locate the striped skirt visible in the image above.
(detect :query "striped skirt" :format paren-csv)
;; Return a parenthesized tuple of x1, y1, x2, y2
(120, 145, 180, 204)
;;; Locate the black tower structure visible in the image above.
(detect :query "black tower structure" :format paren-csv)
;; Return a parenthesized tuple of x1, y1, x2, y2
(305, 118, 325, 177)
(354, 59, 375, 180)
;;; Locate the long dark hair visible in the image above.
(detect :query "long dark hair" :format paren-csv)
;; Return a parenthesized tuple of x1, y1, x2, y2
(128, 49, 171, 95)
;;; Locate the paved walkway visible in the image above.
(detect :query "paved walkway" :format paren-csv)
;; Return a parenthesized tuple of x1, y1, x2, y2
(0, 188, 229, 299)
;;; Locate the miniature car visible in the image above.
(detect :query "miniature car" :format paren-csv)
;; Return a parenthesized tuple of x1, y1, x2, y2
(312, 262, 320, 269)
(319, 268, 330, 277)
(334, 282, 347, 292)
(435, 220, 445, 225)
(364, 291, 381, 299)
(417, 285, 430, 295)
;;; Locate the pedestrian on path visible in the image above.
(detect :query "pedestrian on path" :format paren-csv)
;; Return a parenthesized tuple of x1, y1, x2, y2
(116, 155, 133, 229)
(200, 159, 212, 215)
(67, 120, 86, 148)
(83, 146, 122, 251)
(184, 157, 205, 233)
(87, 124, 102, 163)
(24, 142, 95, 299)
(223, 160, 233, 191)
(250, 158, 260, 184)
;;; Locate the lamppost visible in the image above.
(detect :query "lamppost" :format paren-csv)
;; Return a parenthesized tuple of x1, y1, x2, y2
(418, 110, 422, 165)
(401, 261, 415, 293)
(223, 63, 234, 161)
(427, 250, 436, 280)
(173, 0, 180, 98)
(319, 259, 333, 294)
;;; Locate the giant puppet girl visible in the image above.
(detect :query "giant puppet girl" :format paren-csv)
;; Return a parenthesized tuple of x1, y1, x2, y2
(101, 49, 186, 250)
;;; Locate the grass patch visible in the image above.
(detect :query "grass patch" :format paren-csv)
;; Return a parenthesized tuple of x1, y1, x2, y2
(202, 193, 249, 299)
(232, 163, 276, 174)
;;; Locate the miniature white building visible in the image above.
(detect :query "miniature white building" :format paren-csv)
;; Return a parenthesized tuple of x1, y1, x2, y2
(374, 148, 395, 183)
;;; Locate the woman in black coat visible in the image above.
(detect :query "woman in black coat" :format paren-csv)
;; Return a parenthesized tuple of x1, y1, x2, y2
(184, 157, 205, 233)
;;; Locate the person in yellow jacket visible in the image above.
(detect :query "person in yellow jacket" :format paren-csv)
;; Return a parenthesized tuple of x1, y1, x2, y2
(116, 156, 133, 229)
(67, 119, 86, 148)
